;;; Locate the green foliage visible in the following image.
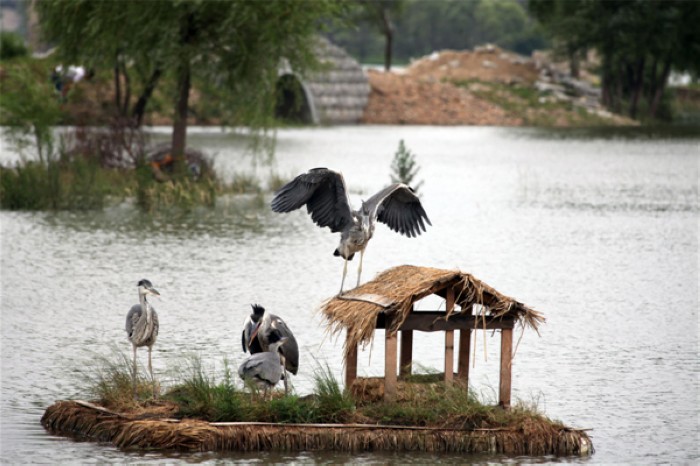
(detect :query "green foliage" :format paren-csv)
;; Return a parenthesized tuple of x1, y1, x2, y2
(84, 348, 156, 411)
(135, 175, 218, 213)
(455, 79, 618, 127)
(228, 172, 262, 195)
(328, 0, 547, 63)
(36, 0, 345, 164)
(0, 64, 62, 163)
(0, 32, 29, 60)
(0, 156, 133, 211)
(252, 395, 316, 424)
(390, 139, 423, 193)
(165, 356, 244, 422)
(311, 364, 355, 423)
(529, 0, 700, 120)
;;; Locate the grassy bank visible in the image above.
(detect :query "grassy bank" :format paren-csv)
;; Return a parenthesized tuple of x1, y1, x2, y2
(87, 353, 567, 433)
(41, 352, 592, 455)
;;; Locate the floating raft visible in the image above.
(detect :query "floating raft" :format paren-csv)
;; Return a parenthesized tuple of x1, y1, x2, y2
(41, 400, 592, 455)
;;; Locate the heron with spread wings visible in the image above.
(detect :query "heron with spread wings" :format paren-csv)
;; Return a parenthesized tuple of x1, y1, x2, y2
(271, 168, 431, 293)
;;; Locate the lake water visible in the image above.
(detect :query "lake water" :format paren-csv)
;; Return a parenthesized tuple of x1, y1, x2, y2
(1, 126, 698, 464)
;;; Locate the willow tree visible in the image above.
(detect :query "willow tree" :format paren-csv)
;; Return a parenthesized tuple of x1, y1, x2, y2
(37, 0, 342, 172)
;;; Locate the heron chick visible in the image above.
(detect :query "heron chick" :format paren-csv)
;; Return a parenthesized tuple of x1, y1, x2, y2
(243, 304, 299, 394)
(125, 279, 160, 399)
(238, 334, 288, 399)
(271, 167, 432, 293)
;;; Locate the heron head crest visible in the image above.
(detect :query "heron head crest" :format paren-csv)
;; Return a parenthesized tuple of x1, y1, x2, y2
(137, 279, 160, 296)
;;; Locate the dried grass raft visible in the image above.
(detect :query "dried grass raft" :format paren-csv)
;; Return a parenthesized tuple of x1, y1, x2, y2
(41, 400, 592, 455)
(321, 265, 546, 361)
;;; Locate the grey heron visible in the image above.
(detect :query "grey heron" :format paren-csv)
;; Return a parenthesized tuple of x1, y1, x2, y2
(245, 304, 299, 394)
(241, 304, 265, 354)
(125, 279, 160, 399)
(271, 167, 432, 293)
(238, 333, 288, 399)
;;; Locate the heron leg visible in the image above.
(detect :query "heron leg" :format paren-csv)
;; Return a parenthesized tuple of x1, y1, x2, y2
(148, 346, 157, 399)
(132, 345, 138, 400)
(339, 258, 348, 295)
(280, 354, 289, 395)
(357, 249, 365, 287)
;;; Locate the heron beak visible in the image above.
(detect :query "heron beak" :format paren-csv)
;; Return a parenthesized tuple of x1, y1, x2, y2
(249, 322, 261, 346)
(148, 287, 161, 296)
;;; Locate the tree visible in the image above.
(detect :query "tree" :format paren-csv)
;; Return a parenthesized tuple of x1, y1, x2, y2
(390, 139, 423, 194)
(529, 0, 700, 119)
(356, 0, 405, 71)
(37, 0, 341, 173)
(327, 0, 547, 65)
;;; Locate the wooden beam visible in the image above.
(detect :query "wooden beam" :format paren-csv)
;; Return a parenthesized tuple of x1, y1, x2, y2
(399, 330, 413, 377)
(499, 328, 513, 409)
(345, 339, 358, 390)
(375, 312, 515, 332)
(384, 329, 398, 401)
(457, 328, 471, 383)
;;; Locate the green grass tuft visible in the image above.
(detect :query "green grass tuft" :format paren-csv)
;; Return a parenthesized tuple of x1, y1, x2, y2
(164, 356, 244, 422)
(82, 347, 157, 411)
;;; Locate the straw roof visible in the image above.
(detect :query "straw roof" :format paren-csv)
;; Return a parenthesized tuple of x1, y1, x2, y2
(320, 265, 545, 361)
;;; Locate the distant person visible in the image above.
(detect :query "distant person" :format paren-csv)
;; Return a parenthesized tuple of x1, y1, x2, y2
(52, 64, 92, 102)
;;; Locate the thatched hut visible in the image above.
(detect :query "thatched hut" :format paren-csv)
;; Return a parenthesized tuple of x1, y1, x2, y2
(320, 265, 545, 405)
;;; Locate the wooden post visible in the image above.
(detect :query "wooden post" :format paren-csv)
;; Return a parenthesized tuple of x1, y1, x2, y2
(457, 328, 471, 384)
(444, 287, 455, 383)
(499, 328, 513, 408)
(444, 330, 454, 384)
(400, 330, 413, 377)
(345, 338, 358, 390)
(384, 329, 398, 401)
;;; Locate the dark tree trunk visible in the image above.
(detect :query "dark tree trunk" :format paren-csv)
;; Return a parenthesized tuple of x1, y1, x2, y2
(132, 68, 163, 127)
(121, 60, 131, 117)
(568, 46, 580, 79)
(171, 12, 195, 177)
(647, 56, 659, 101)
(380, 8, 394, 71)
(650, 58, 672, 118)
(114, 55, 122, 116)
(171, 58, 191, 176)
(629, 57, 646, 119)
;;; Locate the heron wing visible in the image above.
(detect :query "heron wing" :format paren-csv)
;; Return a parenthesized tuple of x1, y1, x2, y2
(151, 309, 159, 341)
(125, 304, 142, 338)
(367, 184, 432, 238)
(270, 315, 300, 375)
(271, 168, 353, 233)
(238, 353, 282, 385)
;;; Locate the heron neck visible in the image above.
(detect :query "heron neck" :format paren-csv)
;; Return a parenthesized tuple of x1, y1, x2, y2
(139, 294, 152, 321)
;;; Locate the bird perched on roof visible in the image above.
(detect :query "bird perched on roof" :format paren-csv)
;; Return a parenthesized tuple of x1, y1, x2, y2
(238, 332, 288, 399)
(271, 167, 432, 293)
(243, 304, 299, 394)
(125, 279, 160, 399)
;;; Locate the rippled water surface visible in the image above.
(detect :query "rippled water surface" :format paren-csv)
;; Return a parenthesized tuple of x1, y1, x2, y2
(1, 126, 698, 464)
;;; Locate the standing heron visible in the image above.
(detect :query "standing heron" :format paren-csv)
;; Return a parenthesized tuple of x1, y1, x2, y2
(125, 279, 160, 399)
(271, 167, 432, 293)
(238, 333, 288, 399)
(245, 305, 299, 394)
(241, 304, 265, 354)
